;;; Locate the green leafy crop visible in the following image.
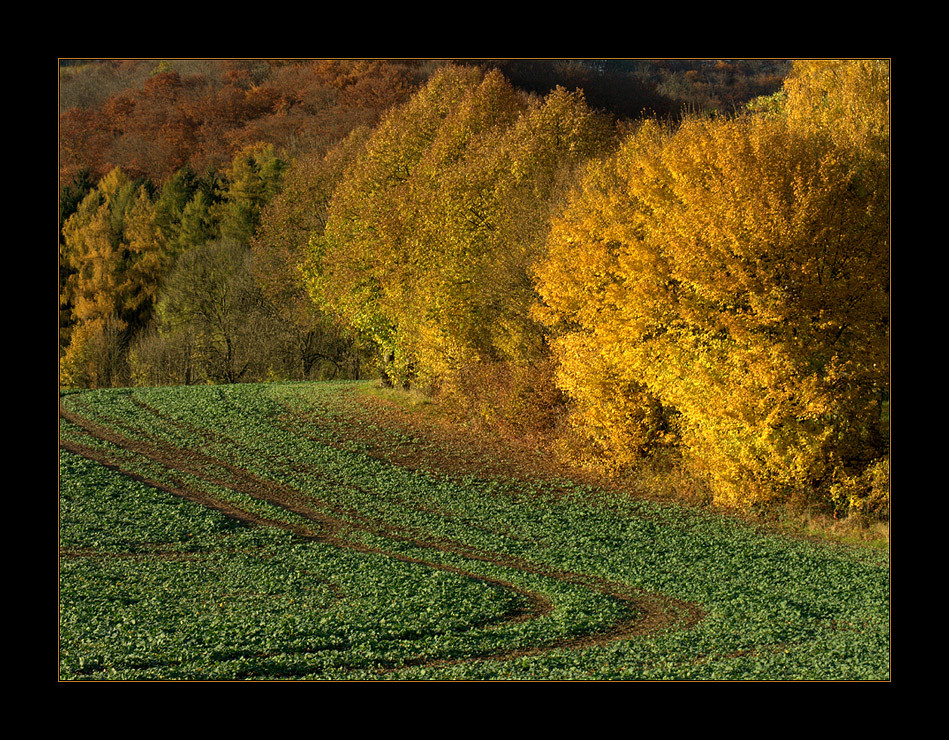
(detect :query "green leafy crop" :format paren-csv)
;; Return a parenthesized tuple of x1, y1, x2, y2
(59, 381, 890, 680)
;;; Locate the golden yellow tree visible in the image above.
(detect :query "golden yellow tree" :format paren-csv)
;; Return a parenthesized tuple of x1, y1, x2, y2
(60, 168, 167, 387)
(309, 66, 487, 387)
(782, 59, 890, 156)
(534, 120, 674, 470)
(309, 65, 612, 406)
(405, 80, 613, 431)
(537, 60, 889, 511)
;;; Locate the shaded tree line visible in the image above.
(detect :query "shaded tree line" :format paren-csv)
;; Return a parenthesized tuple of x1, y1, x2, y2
(59, 60, 426, 388)
(59, 143, 378, 388)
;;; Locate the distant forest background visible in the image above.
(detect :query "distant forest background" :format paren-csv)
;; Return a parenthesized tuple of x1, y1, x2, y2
(59, 58, 888, 520)
(59, 59, 790, 185)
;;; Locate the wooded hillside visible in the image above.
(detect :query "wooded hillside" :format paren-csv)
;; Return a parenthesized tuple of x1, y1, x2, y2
(58, 58, 888, 520)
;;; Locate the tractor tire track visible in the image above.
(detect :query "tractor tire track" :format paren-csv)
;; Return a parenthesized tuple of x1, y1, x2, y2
(60, 395, 704, 672)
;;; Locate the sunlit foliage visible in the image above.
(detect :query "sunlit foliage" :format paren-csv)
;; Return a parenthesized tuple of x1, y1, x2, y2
(535, 60, 889, 511)
(306, 65, 612, 411)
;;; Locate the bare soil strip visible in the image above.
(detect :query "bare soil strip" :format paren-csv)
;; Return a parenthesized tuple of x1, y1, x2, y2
(60, 395, 704, 672)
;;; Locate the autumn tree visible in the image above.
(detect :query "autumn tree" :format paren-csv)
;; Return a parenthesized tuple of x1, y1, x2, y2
(533, 127, 674, 471)
(407, 79, 614, 429)
(370, 66, 530, 388)
(309, 65, 488, 387)
(308, 64, 614, 414)
(60, 168, 168, 387)
(59, 105, 112, 186)
(535, 60, 889, 512)
(781, 59, 889, 155)
(59, 168, 96, 351)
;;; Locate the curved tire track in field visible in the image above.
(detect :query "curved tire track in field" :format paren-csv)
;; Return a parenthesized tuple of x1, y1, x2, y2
(59, 396, 703, 672)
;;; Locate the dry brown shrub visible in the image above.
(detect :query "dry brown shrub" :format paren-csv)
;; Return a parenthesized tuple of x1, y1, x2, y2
(437, 357, 567, 444)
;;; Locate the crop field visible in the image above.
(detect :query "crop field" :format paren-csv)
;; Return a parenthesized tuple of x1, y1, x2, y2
(58, 381, 890, 680)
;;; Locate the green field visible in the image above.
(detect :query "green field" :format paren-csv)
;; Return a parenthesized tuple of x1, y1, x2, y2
(58, 381, 890, 680)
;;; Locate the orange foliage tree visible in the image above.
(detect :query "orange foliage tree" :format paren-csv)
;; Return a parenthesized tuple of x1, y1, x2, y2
(59, 59, 424, 188)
